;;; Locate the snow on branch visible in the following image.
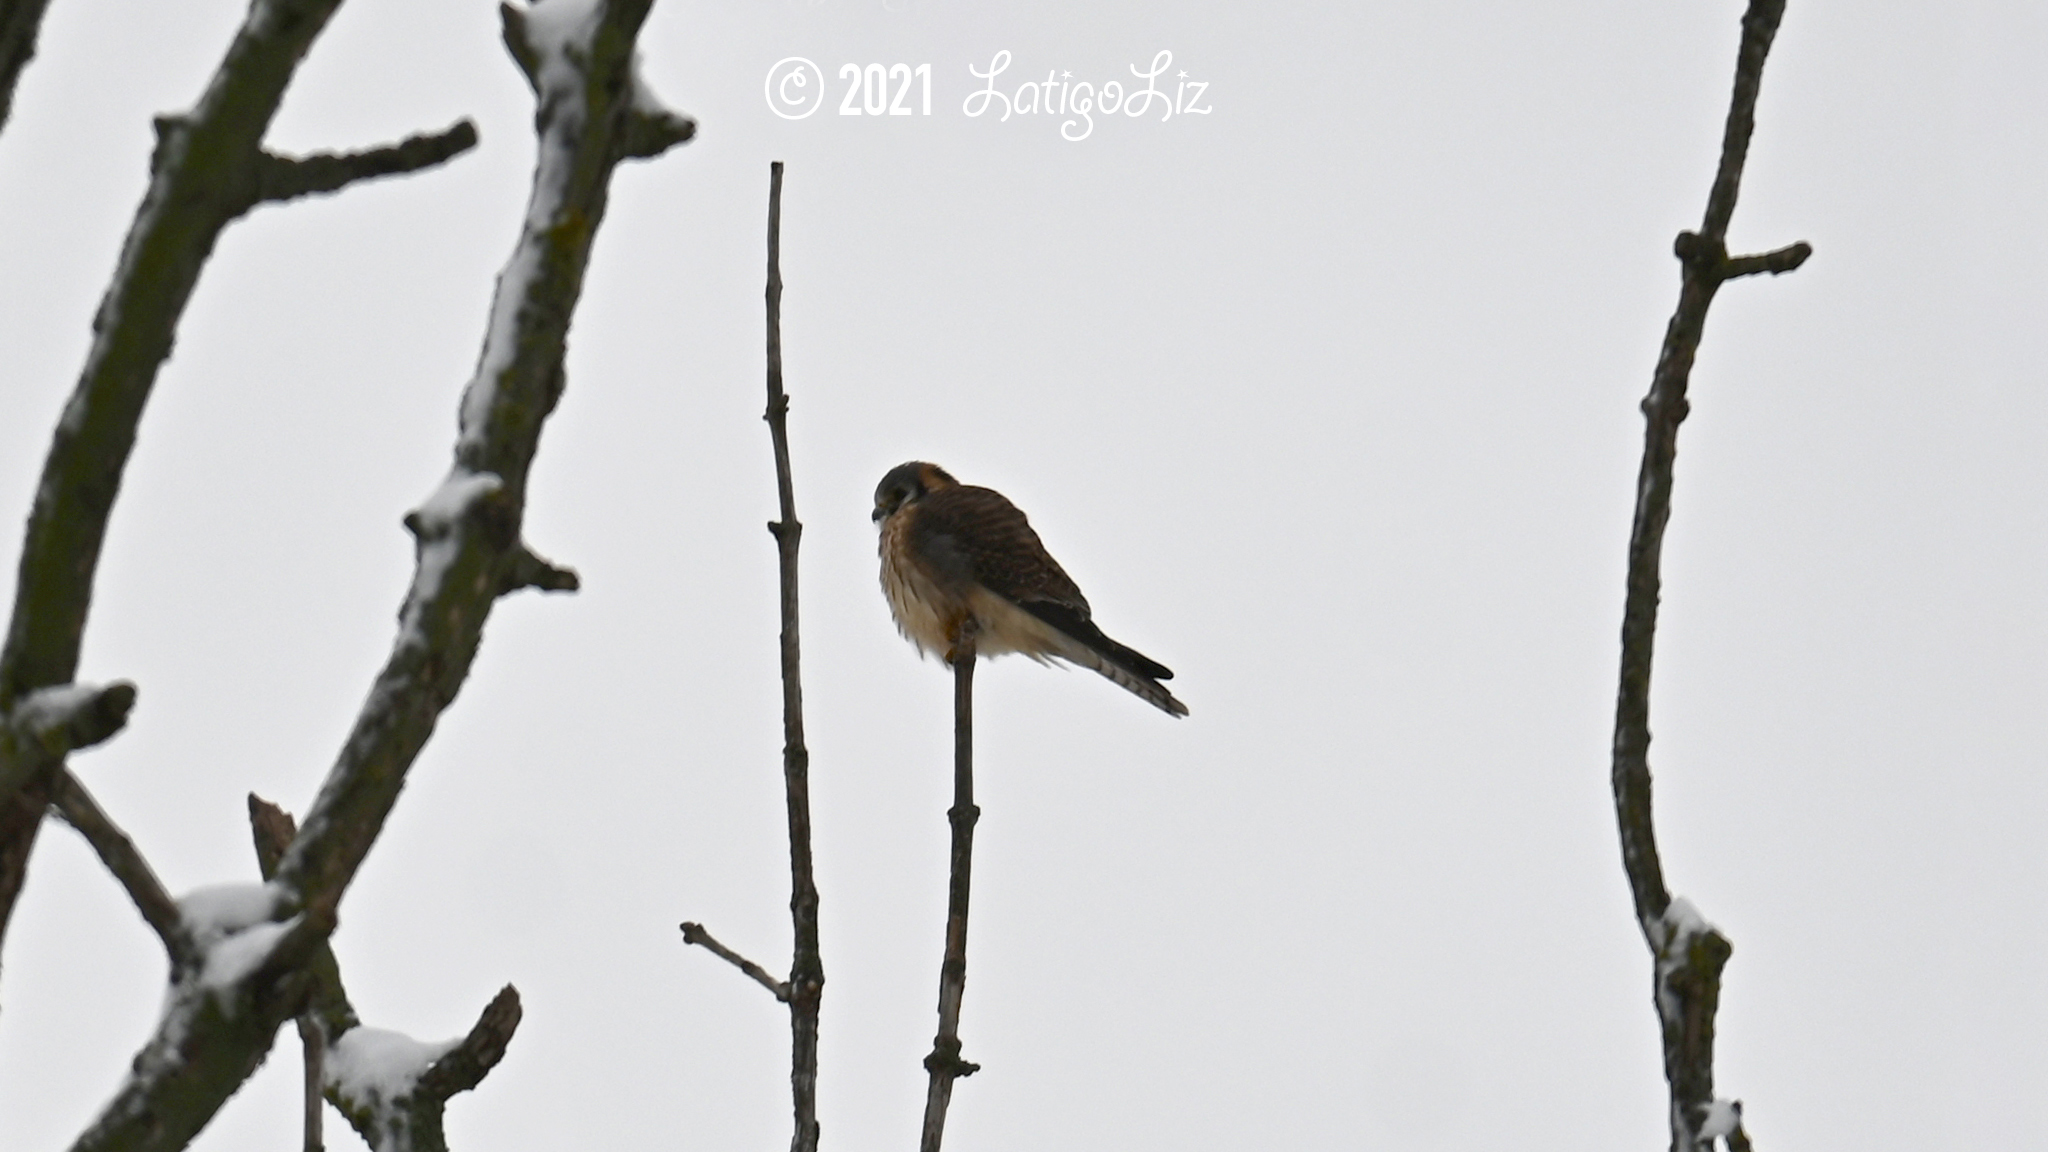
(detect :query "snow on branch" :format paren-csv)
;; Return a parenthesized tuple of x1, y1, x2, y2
(252, 795, 520, 1152)
(321, 998, 522, 1152)
(0, 0, 480, 951)
(325, 988, 524, 1152)
(59, 3, 687, 1148)
(0, 681, 136, 798)
(274, 0, 694, 915)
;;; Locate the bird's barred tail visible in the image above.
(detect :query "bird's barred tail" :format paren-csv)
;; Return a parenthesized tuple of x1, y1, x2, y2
(1083, 647, 1189, 717)
(1022, 601, 1187, 717)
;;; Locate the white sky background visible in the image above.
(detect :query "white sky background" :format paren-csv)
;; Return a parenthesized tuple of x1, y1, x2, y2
(0, 0, 2043, 1148)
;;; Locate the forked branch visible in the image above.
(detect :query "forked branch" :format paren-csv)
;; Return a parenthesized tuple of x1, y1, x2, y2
(252, 795, 520, 1152)
(676, 160, 823, 1152)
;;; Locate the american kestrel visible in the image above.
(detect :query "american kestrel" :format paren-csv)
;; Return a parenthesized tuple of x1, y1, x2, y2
(873, 461, 1187, 717)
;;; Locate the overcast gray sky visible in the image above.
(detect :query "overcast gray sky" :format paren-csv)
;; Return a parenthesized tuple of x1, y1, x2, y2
(2, 1, 2044, 1149)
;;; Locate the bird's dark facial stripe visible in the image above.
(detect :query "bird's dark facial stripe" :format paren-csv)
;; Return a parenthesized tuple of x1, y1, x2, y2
(874, 461, 941, 522)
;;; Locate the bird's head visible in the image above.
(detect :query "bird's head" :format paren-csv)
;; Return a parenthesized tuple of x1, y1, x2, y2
(873, 461, 957, 523)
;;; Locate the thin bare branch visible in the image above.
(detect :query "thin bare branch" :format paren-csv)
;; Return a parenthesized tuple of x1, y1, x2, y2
(1721, 240, 1812, 281)
(920, 630, 982, 1152)
(763, 159, 825, 1152)
(48, 768, 186, 964)
(298, 1016, 325, 1152)
(680, 922, 790, 1001)
(1611, 2, 1804, 1149)
(252, 796, 348, 1152)
(252, 120, 479, 207)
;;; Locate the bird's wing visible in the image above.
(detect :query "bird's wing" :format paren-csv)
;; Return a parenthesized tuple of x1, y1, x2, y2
(908, 484, 1091, 613)
(909, 484, 1176, 686)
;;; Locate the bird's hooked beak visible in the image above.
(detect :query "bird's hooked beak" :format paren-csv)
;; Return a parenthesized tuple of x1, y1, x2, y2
(871, 506, 886, 523)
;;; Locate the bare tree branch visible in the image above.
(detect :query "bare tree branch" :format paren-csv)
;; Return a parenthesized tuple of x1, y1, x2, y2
(676, 161, 821, 1152)
(920, 630, 982, 1152)
(1610, 2, 1806, 1149)
(0, 0, 53, 134)
(48, 767, 187, 964)
(759, 159, 826, 1152)
(680, 921, 790, 1001)
(62, 5, 690, 1147)
(251, 120, 479, 207)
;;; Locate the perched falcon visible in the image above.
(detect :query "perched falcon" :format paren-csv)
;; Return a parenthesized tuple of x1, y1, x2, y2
(873, 461, 1187, 717)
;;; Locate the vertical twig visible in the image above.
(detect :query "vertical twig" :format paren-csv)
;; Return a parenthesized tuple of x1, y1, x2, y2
(920, 631, 981, 1152)
(297, 1016, 325, 1152)
(251, 795, 331, 1152)
(763, 159, 825, 1152)
(1611, 2, 1808, 1150)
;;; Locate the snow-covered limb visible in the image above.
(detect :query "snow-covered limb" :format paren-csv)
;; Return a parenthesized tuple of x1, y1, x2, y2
(1647, 896, 1724, 1025)
(251, 796, 519, 1152)
(500, 1, 695, 160)
(57, 0, 683, 1146)
(272, 0, 693, 917)
(324, 988, 524, 1152)
(0, 0, 477, 956)
(0, 680, 136, 794)
(69, 897, 333, 1152)
(1698, 1098, 1742, 1141)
